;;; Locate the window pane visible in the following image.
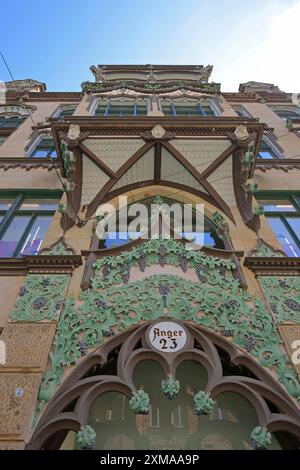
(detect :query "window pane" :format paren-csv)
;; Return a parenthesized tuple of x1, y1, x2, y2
(260, 200, 296, 212)
(20, 199, 59, 211)
(59, 108, 75, 117)
(0, 200, 13, 210)
(0, 215, 31, 257)
(31, 149, 49, 158)
(267, 216, 300, 256)
(258, 151, 274, 159)
(286, 217, 300, 240)
(19, 215, 53, 256)
(95, 105, 107, 116)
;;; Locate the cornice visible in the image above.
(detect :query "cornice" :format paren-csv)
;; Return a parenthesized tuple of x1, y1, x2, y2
(244, 256, 300, 275)
(0, 157, 59, 171)
(255, 159, 300, 172)
(0, 255, 82, 276)
(5, 91, 82, 103)
(50, 116, 266, 138)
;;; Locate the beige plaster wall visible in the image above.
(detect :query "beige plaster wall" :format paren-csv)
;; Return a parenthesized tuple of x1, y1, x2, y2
(235, 101, 300, 159)
(0, 167, 61, 190)
(0, 102, 65, 158)
(0, 276, 23, 328)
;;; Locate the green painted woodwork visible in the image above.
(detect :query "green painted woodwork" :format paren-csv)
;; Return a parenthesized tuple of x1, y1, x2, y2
(259, 276, 300, 323)
(76, 425, 97, 450)
(10, 274, 69, 322)
(161, 375, 180, 400)
(194, 391, 216, 415)
(129, 390, 151, 415)
(250, 426, 272, 450)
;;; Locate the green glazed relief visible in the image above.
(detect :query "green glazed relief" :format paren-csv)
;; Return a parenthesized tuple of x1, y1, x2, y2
(129, 390, 151, 415)
(10, 274, 69, 322)
(250, 426, 272, 450)
(161, 375, 180, 400)
(259, 276, 300, 323)
(194, 391, 216, 416)
(76, 425, 97, 450)
(33, 239, 300, 427)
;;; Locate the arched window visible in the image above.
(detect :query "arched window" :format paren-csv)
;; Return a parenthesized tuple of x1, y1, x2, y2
(272, 107, 300, 121)
(93, 98, 149, 117)
(0, 105, 34, 128)
(97, 196, 225, 250)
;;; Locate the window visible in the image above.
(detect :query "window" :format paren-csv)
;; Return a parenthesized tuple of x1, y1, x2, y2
(56, 107, 76, 118)
(257, 134, 284, 159)
(258, 140, 277, 159)
(232, 106, 252, 118)
(95, 101, 148, 117)
(30, 138, 57, 158)
(258, 195, 300, 257)
(161, 102, 215, 117)
(97, 196, 225, 250)
(0, 193, 60, 257)
(272, 108, 300, 121)
(0, 115, 25, 128)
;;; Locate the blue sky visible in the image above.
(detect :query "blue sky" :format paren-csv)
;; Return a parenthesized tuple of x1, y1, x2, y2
(1, 0, 299, 92)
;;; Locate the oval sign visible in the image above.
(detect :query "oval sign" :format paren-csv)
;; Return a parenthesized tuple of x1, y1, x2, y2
(148, 321, 187, 353)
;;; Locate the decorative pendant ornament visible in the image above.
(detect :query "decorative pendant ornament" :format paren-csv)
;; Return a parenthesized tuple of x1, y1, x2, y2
(129, 390, 151, 415)
(161, 375, 180, 400)
(76, 425, 97, 450)
(250, 426, 272, 450)
(193, 391, 216, 416)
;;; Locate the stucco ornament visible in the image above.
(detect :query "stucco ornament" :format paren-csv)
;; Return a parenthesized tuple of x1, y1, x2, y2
(193, 391, 216, 415)
(129, 390, 151, 415)
(250, 426, 272, 450)
(151, 124, 166, 139)
(234, 125, 249, 141)
(161, 374, 180, 400)
(67, 124, 80, 141)
(76, 425, 97, 450)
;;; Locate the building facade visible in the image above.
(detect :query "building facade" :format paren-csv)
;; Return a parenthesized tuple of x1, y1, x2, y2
(0, 65, 300, 450)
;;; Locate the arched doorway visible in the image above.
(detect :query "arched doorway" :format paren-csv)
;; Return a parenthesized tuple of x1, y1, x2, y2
(28, 322, 300, 450)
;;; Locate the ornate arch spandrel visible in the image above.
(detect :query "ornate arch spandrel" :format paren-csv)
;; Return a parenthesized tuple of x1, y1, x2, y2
(27, 322, 300, 450)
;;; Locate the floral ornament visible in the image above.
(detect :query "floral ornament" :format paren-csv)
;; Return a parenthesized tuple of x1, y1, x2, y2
(193, 391, 216, 416)
(76, 425, 97, 450)
(250, 426, 272, 450)
(129, 390, 151, 415)
(254, 205, 265, 216)
(161, 375, 180, 400)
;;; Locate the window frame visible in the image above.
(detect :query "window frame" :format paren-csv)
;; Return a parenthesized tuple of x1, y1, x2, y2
(91, 97, 150, 117)
(159, 98, 218, 117)
(52, 105, 77, 119)
(271, 106, 300, 122)
(30, 136, 57, 158)
(255, 191, 300, 256)
(0, 190, 62, 258)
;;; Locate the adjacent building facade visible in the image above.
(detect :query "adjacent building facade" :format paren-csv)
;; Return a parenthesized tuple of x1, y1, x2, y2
(0, 64, 300, 450)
